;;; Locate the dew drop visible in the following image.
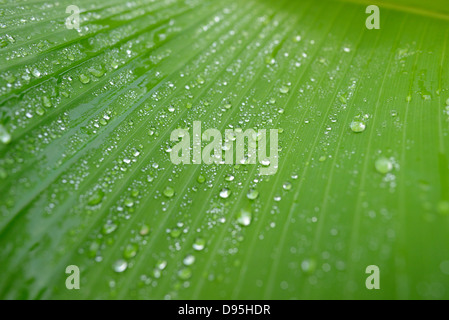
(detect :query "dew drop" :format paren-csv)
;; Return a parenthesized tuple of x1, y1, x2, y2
(177, 267, 192, 280)
(102, 222, 118, 235)
(219, 188, 231, 199)
(31, 68, 41, 78)
(88, 66, 104, 78)
(237, 208, 252, 227)
(123, 243, 138, 259)
(282, 182, 292, 191)
(79, 73, 90, 84)
(139, 224, 150, 236)
(36, 107, 45, 116)
(193, 238, 206, 251)
(124, 198, 134, 207)
(350, 120, 366, 133)
(246, 188, 259, 200)
(375, 157, 393, 174)
(0, 125, 12, 144)
(170, 228, 181, 238)
(87, 189, 104, 206)
(280, 86, 289, 94)
(301, 258, 317, 274)
(42, 96, 52, 108)
(113, 259, 128, 273)
(155, 260, 167, 271)
(197, 175, 205, 184)
(183, 255, 195, 266)
(163, 186, 175, 198)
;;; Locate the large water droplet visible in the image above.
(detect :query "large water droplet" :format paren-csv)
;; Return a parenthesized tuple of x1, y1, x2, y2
(102, 222, 118, 235)
(375, 157, 393, 174)
(193, 238, 206, 251)
(350, 120, 366, 133)
(163, 186, 175, 198)
(177, 267, 192, 280)
(123, 243, 138, 259)
(0, 125, 11, 144)
(79, 73, 90, 84)
(183, 255, 195, 266)
(139, 224, 150, 236)
(301, 258, 317, 274)
(246, 188, 259, 200)
(237, 208, 252, 227)
(113, 259, 128, 273)
(280, 86, 289, 94)
(219, 188, 231, 199)
(87, 189, 104, 206)
(282, 182, 292, 191)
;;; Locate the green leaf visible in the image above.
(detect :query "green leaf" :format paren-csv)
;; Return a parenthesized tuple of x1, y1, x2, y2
(1, 0, 449, 300)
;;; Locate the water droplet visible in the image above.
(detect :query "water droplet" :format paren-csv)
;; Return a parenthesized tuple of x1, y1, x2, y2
(319, 156, 326, 162)
(224, 103, 232, 109)
(219, 188, 231, 199)
(168, 105, 175, 113)
(124, 198, 134, 207)
(36, 107, 45, 116)
(177, 267, 192, 280)
(446, 98, 449, 105)
(123, 243, 138, 259)
(350, 120, 366, 133)
(88, 66, 104, 78)
(183, 255, 195, 266)
(0, 125, 11, 144)
(87, 189, 104, 206)
(196, 77, 205, 84)
(163, 186, 175, 198)
(41, 96, 52, 109)
(170, 228, 181, 238)
(375, 157, 393, 174)
(156, 260, 167, 270)
(197, 175, 205, 184)
(31, 68, 41, 78)
(237, 208, 252, 226)
(246, 188, 259, 200)
(193, 238, 206, 251)
(79, 73, 90, 84)
(390, 110, 398, 117)
(282, 182, 292, 191)
(113, 259, 128, 273)
(139, 224, 150, 236)
(280, 86, 289, 94)
(301, 258, 317, 274)
(225, 174, 234, 182)
(102, 222, 118, 235)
